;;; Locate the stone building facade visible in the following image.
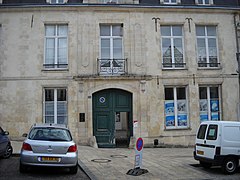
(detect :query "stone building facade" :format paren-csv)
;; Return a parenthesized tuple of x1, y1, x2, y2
(0, 0, 240, 147)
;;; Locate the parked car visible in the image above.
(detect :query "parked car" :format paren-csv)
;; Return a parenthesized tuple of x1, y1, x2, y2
(194, 121, 240, 174)
(0, 126, 13, 159)
(19, 123, 78, 174)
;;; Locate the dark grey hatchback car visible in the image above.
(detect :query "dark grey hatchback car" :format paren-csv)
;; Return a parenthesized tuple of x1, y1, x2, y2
(0, 126, 13, 159)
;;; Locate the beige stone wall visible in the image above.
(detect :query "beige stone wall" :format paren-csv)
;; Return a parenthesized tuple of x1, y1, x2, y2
(0, 6, 239, 146)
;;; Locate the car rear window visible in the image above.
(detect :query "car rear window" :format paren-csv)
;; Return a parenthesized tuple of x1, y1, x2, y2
(206, 125, 218, 140)
(29, 127, 72, 141)
(197, 124, 207, 139)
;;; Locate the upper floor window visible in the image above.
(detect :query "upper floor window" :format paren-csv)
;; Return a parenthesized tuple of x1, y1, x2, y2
(164, 86, 188, 129)
(99, 24, 126, 75)
(196, 25, 219, 68)
(50, 0, 64, 4)
(161, 25, 185, 69)
(44, 24, 68, 69)
(160, 0, 180, 4)
(99, 0, 120, 3)
(195, 0, 213, 5)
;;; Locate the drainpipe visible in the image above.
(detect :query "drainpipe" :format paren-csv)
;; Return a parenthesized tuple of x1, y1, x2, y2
(234, 13, 240, 121)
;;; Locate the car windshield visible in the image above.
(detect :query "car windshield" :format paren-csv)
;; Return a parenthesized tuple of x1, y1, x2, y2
(29, 127, 72, 141)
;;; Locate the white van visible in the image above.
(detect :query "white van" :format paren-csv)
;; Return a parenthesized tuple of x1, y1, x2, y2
(194, 121, 240, 174)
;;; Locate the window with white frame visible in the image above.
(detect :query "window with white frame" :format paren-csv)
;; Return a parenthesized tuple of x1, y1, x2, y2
(199, 86, 221, 122)
(99, 24, 125, 75)
(163, 0, 177, 4)
(44, 88, 67, 125)
(99, 0, 120, 3)
(161, 25, 185, 68)
(196, 25, 219, 67)
(196, 0, 212, 5)
(164, 87, 188, 129)
(44, 24, 68, 69)
(50, 0, 64, 4)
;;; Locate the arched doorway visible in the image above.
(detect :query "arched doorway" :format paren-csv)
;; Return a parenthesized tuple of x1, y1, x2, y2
(92, 89, 133, 148)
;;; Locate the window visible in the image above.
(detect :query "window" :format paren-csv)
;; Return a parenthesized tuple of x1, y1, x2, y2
(196, 0, 212, 5)
(50, 0, 64, 4)
(164, 87, 188, 129)
(199, 86, 221, 121)
(206, 125, 218, 140)
(44, 24, 68, 69)
(196, 25, 218, 67)
(197, 124, 207, 139)
(43, 88, 67, 124)
(163, 0, 177, 4)
(161, 25, 185, 69)
(99, 0, 120, 3)
(99, 24, 125, 75)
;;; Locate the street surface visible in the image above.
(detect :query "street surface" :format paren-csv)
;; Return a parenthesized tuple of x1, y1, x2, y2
(0, 156, 90, 180)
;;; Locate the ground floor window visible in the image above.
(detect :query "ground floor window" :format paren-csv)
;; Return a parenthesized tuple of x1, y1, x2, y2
(164, 86, 188, 129)
(199, 85, 221, 122)
(43, 88, 67, 124)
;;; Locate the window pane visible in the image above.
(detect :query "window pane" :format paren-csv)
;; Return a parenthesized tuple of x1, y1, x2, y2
(210, 87, 219, 98)
(57, 116, 67, 124)
(197, 124, 207, 139)
(206, 125, 218, 140)
(45, 25, 55, 36)
(58, 38, 67, 64)
(57, 89, 66, 101)
(57, 102, 67, 115)
(113, 38, 122, 59)
(45, 102, 54, 115)
(177, 87, 185, 100)
(100, 25, 110, 36)
(45, 89, 54, 101)
(207, 26, 216, 36)
(161, 26, 171, 36)
(172, 26, 182, 36)
(205, 0, 210, 4)
(58, 25, 68, 36)
(199, 87, 207, 99)
(165, 88, 174, 100)
(196, 26, 205, 36)
(101, 39, 110, 59)
(112, 25, 122, 36)
(45, 116, 54, 124)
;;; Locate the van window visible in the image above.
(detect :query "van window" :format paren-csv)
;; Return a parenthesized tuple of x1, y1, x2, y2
(206, 125, 218, 140)
(197, 124, 207, 139)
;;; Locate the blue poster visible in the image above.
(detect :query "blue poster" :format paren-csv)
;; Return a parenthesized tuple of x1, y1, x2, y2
(165, 101, 174, 115)
(177, 114, 187, 126)
(211, 112, 219, 120)
(166, 116, 175, 126)
(210, 100, 219, 112)
(200, 114, 208, 122)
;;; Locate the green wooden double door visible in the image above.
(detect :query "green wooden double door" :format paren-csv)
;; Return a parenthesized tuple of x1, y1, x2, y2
(93, 89, 133, 148)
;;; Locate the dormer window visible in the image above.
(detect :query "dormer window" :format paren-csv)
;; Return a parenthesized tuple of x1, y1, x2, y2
(50, 0, 64, 4)
(100, 0, 119, 4)
(160, 0, 181, 4)
(196, 0, 213, 5)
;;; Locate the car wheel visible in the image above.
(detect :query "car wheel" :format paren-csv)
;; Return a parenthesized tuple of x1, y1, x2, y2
(69, 164, 78, 174)
(19, 162, 28, 173)
(221, 157, 238, 174)
(3, 144, 13, 159)
(200, 161, 212, 168)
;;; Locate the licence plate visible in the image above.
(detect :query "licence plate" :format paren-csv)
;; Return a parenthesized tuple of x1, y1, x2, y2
(41, 157, 60, 162)
(197, 150, 204, 155)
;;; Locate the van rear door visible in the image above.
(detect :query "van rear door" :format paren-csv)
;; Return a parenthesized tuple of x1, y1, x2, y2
(196, 124, 219, 159)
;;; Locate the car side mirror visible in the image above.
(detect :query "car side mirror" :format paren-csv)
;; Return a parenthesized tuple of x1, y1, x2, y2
(22, 133, 28, 137)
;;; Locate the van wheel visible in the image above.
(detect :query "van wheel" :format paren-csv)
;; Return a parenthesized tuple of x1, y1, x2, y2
(200, 161, 212, 168)
(221, 157, 238, 174)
